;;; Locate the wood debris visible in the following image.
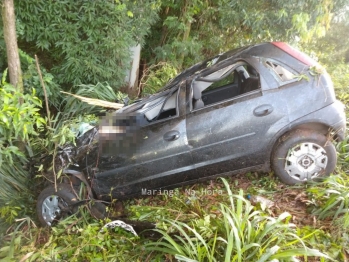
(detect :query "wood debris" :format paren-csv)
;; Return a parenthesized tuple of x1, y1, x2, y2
(61, 91, 124, 109)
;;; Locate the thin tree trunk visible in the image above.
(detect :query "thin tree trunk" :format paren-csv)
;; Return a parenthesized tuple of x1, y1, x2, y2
(178, 20, 191, 67)
(178, 0, 192, 67)
(2, 0, 25, 151)
(2, 0, 23, 92)
(159, 6, 170, 46)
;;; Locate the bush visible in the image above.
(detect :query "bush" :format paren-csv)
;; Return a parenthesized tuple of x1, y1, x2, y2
(12, 0, 160, 89)
(0, 70, 46, 232)
(140, 62, 178, 95)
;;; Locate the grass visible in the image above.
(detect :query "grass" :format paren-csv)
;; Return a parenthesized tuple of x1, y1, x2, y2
(145, 180, 331, 261)
(1, 172, 348, 261)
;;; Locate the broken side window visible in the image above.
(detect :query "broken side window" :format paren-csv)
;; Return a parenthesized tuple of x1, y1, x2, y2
(266, 61, 296, 82)
(191, 62, 261, 110)
(138, 88, 179, 122)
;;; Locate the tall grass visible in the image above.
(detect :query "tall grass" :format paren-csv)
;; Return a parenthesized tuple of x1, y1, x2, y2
(308, 174, 349, 243)
(145, 178, 330, 261)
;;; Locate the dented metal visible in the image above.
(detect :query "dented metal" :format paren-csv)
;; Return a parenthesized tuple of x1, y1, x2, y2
(49, 42, 346, 202)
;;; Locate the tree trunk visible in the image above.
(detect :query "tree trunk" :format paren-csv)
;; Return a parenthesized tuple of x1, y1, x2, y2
(178, 0, 192, 68)
(2, 0, 25, 151)
(159, 6, 170, 46)
(178, 20, 191, 67)
(2, 0, 23, 92)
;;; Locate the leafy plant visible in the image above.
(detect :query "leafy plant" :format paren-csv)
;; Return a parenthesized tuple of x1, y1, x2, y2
(63, 82, 125, 117)
(330, 63, 349, 100)
(145, 178, 330, 261)
(12, 0, 160, 89)
(31, 81, 126, 187)
(0, 216, 37, 261)
(140, 62, 178, 95)
(144, 0, 348, 71)
(308, 175, 349, 228)
(20, 49, 62, 109)
(0, 206, 142, 262)
(0, 70, 45, 143)
(0, 70, 46, 215)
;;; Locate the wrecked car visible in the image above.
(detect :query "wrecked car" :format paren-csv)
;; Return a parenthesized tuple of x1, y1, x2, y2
(37, 42, 346, 226)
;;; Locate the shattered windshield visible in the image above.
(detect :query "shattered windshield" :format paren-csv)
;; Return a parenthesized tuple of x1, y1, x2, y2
(119, 46, 249, 116)
(159, 46, 248, 92)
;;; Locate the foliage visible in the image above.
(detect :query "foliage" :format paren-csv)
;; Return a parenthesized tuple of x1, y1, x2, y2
(0, 176, 338, 261)
(140, 62, 178, 95)
(0, 70, 45, 144)
(1, 1, 349, 260)
(329, 63, 349, 93)
(0, 207, 141, 261)
(306, 21, 349, 65)
(308, 175, 349, 240)
(19, 49, 62, 109)
(0, 69, 46, 233)
(0, 69, 45, 200)
(0, 217, 37, 260)
(31, 82, 125, 185)
(295, 225, 349, 261)
(145, 179, 330, 261)
(305, 173, 349, 259)
(336, 132, 349, 173)
(300, 21, 349, 95)
(217, 0, 331, 43)
(144, 0, 349, 70)
(6, 0, 160, 89)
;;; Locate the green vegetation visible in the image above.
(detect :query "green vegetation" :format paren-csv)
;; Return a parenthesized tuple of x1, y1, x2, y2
(144, 183, 331, 261)
(1, 0, 160, 89)
(1, 0, 349, 261)
(0, 69, 45, 224)
(144, 0, 348, 69)
(2, 174, 349, 260)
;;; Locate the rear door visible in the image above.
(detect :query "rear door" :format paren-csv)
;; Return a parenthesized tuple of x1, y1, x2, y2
(186, 58, 289, 179)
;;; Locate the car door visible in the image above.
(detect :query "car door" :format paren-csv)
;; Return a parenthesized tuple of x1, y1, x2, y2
(93, 83, 196, 199)
(185, 58, 289, 179)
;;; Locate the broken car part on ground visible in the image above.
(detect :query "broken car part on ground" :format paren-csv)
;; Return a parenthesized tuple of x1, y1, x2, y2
(37, 42, 346, 226)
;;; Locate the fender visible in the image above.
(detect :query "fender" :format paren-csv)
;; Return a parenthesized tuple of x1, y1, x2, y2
(266, 101, 346, 158)
(63, 169, 94, 199)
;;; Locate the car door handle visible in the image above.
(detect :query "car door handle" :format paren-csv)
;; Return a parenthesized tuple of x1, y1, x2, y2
(163, 130, 180, 141)
(253, 104, 273, 117)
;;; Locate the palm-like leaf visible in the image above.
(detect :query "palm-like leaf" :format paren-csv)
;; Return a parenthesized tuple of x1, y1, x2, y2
(145, 178, 331, 261)
(61, 91, 123, 110)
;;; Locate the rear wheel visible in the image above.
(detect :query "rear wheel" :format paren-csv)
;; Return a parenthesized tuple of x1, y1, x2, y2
(272, 129, 337, 185)
(36, 184, 78, 226)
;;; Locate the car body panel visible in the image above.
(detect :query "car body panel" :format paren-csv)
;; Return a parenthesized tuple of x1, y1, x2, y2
(186, 89, 289, 181)
(90, 42, 346, 200)
(94, 84, 197, 199)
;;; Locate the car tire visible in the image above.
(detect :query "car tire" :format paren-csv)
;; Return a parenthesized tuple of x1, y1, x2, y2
(89, 201, 107, 220)
(37, 184, 78, 227)
(272, 129, 337, 185)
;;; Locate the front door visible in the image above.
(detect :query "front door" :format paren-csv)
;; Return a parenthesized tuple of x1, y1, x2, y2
(93, 84, 196, 199)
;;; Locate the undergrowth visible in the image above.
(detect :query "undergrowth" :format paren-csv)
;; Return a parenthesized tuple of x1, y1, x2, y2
(145, 179, 330, 261)
(1, 174, 349, 261)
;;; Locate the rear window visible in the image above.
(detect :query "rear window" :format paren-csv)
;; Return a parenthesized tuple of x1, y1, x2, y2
(265, 61, 296, 82)
(272, 42, 318, 67)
